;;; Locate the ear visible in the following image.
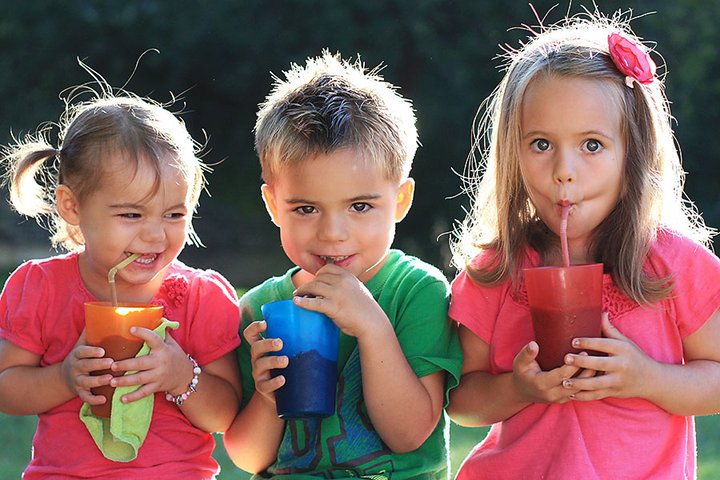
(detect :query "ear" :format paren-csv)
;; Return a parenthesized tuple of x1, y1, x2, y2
(261, 184, 280, 226)
(394, 178, 415, 222)
(55, 185, 81, 226)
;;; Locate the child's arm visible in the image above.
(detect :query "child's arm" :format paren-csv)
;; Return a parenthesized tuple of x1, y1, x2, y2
(563, 312, 720, 415)
(0, 336, 113, 415)
(224, 320, 286, 473)
(109, 329, 242, 433)
(448, 324, 589, 426)
(293, 264, 445, 453)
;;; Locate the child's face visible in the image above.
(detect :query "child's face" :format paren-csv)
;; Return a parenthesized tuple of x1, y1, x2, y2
(58, 153, 191, 300)
(519, 76, 625, 262)
(262, 148, 413, 284)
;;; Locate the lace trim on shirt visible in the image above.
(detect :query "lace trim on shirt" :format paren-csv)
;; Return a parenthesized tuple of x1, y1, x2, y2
(512, 274, 639, 319)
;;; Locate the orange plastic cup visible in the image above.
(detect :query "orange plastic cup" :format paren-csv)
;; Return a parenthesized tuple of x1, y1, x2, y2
(524, 263, 603, 370)
(84, 301, 164, 417)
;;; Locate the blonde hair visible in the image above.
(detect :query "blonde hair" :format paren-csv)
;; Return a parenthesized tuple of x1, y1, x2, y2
(255, 50, 417, 184)
(451, 11, 714, 305)
(2, 82, 207, 251)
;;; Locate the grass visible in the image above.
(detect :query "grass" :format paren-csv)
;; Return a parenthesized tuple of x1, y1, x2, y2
(2, 413, 720, 478)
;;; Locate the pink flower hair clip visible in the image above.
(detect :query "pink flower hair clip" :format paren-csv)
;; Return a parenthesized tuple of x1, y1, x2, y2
(608, 31, 656, 88)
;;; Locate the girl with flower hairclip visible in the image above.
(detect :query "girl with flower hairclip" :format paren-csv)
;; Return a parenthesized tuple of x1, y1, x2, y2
(447, 8, 720, 479)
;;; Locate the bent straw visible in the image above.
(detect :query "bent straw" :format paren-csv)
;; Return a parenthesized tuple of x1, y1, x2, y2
(109, 253, 141, 307)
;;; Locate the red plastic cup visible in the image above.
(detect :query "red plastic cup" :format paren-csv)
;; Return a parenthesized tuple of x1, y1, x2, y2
(84, 302, 164, 417)
(524, 263, 603, 370)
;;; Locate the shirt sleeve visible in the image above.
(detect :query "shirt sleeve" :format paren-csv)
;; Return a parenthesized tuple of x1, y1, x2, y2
(392, 271, 464, 406)
(183, 270, 241, 366)
(449, 268, 506, 345)
(650, 233, 720, 338)
(0, 261, 49, 355)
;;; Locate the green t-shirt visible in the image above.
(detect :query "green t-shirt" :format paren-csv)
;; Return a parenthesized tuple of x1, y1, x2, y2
(236, 250, 463, 479)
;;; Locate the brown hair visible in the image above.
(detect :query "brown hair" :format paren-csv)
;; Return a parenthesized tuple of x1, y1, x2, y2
(451, 12, 714, 305)
(255, 50, 417, 184)
(2, 88, 206, 251)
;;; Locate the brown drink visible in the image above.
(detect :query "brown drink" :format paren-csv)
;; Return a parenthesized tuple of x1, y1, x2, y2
(85, 302, 164, 417)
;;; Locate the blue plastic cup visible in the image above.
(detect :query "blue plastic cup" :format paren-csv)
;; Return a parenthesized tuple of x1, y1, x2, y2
(261, 299, 340, 419)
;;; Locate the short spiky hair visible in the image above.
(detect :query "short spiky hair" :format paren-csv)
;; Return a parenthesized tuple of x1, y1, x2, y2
(255, 50, 417, 184)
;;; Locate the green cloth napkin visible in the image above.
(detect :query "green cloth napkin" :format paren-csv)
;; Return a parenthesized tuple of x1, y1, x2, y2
(80, 318, 179, 462)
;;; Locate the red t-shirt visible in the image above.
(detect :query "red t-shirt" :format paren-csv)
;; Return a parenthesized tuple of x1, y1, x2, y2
(450, 231, 720, 479)
(0, 252, 240, 479)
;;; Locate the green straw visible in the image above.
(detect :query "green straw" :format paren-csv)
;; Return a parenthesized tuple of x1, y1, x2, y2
(108, 253, 141, 307)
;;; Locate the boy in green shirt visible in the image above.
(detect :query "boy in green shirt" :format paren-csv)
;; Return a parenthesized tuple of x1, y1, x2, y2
(224, 51, 463, 480)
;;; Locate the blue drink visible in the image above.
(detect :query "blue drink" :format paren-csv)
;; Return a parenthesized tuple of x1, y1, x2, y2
(262, 299, 339, 419)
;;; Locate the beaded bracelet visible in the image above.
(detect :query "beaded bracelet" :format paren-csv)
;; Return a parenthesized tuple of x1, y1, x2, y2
(165, 354, 201, 406)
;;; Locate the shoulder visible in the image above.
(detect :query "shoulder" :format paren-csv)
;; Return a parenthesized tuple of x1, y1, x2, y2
(381, 250, 449, 289)
(647, 229, 720, 276)
(4, 253, 78, 291)
(167, 260, 238, 300)
(239, 267, 297, 308)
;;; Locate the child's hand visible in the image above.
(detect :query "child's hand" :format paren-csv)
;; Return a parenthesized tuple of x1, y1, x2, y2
(293, 264, 387, 339)
(243, 320, 287, 406)
(108, 327, 191, 404)
(512, 340, 590, 404)
(61, 331, 114, 405)
(560, 314, 655, 401)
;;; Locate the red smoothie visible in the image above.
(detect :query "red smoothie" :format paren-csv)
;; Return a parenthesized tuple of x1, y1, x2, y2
(530, 305, 602, 370)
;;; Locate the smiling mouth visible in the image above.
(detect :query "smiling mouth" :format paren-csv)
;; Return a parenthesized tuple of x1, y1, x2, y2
(320, 255, 349, 263)
(129, 253, 158, 265)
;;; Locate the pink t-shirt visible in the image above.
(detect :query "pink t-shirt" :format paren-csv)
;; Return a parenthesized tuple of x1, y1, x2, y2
(0, 253, 241, 479)
(449, 231, 720, 479)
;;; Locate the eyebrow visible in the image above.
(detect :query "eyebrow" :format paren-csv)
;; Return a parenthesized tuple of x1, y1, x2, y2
(284, 193, 382, 204)
(522, 129, 614, 139)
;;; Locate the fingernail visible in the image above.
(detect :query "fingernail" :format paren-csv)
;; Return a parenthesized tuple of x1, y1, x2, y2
(273, 339, 282, 348)
(572, 338, 580, 347)
(562, 379, 572, 388)
(569, 394, 576, 400)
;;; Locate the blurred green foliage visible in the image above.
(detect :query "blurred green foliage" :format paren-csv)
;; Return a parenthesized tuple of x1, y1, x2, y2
(0, 1, 717, 287)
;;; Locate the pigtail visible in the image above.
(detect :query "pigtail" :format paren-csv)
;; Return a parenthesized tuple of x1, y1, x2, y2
(2, 134, 60, 219)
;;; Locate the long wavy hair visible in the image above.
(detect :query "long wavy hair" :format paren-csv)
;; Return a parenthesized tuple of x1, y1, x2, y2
(451, 12, 714, 305)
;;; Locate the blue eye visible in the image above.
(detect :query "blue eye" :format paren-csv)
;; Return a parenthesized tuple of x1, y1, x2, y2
(585, 139, 603, 153)
(532, 139, 551, 152)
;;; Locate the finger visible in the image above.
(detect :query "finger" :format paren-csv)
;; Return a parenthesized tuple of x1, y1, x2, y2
(79, 389, 109, 405)
(292, 294, 327, 312)
(257, 374, 285, 395)
(255, 353, 288, 375)
(130, 327, 164, 349)
(515, 341, 540, 366)
(75, 344, 107, 360)
(78, 373, 114, 390)
(600, 313, 626, 341)
(562, 370, 613, 392)
(120, 384, 155, 404)
(243, 321, 267, 344)
(250, 338, 284, 361)
(565, 351, 613, 372)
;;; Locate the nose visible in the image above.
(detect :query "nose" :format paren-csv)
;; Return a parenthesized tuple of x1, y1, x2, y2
(554, 148, 577, 184)
(317, 213, 349, 242)
(140, 219, 167, 245)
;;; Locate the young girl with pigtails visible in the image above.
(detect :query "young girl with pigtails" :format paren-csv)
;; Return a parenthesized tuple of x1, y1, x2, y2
(447, 9, 720, 479)
(0, 73, 242, 478)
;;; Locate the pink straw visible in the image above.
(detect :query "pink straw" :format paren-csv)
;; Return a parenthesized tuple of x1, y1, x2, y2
(560, 205, 571, 268)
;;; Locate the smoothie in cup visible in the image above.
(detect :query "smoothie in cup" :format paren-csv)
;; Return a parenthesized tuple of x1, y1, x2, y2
(262, 299, 339, 419)
(85, 302, 164, 417)
(524, 263, 603, 370)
